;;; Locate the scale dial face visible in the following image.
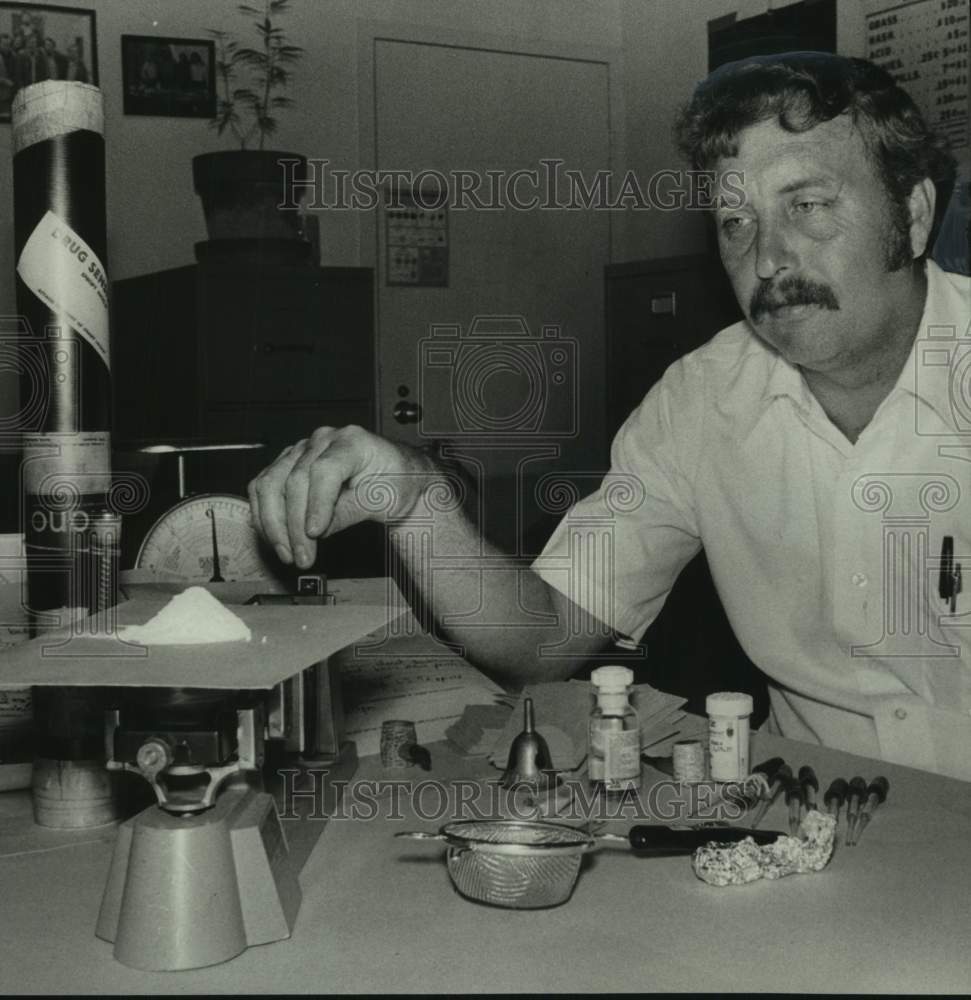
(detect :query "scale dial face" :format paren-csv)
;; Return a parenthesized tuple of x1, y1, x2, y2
(135, 493, 279, 582)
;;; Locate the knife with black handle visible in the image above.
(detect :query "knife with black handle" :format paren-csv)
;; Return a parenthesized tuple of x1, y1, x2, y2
(601, 825, 785, 856)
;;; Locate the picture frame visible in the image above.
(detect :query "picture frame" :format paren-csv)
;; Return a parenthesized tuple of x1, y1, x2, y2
(121, 34, 215, 119)
(0, 2, 98, 122)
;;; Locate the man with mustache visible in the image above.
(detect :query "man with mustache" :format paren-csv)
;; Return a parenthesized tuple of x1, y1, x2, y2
(250, 54, 970, 778)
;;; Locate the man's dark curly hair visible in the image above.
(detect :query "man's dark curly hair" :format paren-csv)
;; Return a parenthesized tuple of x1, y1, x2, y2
(674, 52, 957, 261)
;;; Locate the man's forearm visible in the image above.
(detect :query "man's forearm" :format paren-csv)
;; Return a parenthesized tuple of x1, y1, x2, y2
(246, 426, 615, 686)
(387, 482, 613, 687)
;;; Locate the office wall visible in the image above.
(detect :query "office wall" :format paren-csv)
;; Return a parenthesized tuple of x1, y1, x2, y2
(0, 0, 884, 308)
(0, 0, 624, 312)
(0, 0, 623, 534)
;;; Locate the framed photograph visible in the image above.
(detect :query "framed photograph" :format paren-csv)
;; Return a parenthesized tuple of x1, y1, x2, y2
(0, 2, 98, 122)
(121, 34, 215, 118)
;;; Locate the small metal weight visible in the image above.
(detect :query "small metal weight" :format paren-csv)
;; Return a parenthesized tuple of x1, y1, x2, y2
(380, 720, 417, 769)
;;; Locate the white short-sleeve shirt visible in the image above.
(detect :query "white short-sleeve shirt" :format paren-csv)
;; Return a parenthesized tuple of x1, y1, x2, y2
(534, 262, 971, 779)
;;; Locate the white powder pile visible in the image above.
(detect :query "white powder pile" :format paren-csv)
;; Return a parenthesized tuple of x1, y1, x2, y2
(120, 586, 252, 645)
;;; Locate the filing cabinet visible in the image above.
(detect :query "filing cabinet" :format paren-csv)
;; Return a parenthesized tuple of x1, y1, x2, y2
(113, 241, 375, 450)
(605, 253, 740, 440)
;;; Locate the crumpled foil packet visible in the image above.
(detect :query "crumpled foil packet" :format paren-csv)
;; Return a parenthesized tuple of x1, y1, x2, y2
(692, 809, 837, 886)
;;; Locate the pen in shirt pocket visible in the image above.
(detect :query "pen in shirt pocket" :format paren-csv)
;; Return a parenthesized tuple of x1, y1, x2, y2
(938, 535, 962, 613)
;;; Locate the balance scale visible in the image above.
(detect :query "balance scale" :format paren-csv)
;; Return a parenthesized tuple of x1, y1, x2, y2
(96, 693, 309, 971)
(92, 658, 356, 971)
(133, 441, 279, 583)
(89, 442, 353, 970)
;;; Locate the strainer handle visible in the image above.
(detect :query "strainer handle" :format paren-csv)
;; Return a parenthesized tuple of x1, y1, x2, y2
(395, 831, 447, 842)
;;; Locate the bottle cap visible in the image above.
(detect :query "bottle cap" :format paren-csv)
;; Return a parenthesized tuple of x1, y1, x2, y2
(591, 665, 634, 691)
(705, 691, 753, 716)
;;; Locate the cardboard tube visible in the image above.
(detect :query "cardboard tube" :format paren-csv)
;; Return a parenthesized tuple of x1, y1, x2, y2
(12, 82, 118, 823)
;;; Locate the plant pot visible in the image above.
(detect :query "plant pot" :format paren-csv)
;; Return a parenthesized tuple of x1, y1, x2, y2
(192, 150, 308, 242)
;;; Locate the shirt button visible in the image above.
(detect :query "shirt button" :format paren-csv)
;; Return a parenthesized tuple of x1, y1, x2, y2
(894, 707, 908, 720)
(851, 572, 869, 588)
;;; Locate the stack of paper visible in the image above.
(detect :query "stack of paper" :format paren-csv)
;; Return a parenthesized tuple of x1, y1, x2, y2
(336, 628, 506, 758)
(635, 685, 704, 756)
(644, 711, 709, 759)
(445, 703, 512, 756)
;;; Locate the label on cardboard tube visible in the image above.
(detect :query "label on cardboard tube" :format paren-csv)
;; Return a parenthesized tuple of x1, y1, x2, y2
(21, 431, 111, 494)
(11, 80, 103, 153)
(16, 210, 110, 370)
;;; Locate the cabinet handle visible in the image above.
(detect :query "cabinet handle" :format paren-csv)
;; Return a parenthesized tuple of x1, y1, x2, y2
(393, 400, 422, 424)
(261, 343, 315, 355)
(650, 292, 676, 316)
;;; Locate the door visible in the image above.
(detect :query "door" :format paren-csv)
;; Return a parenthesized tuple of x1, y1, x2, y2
(371, 39, 612, 554)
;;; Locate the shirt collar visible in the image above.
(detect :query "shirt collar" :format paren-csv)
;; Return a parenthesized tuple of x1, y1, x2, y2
(760, 345, 811, 412)
(754, 260, 964, 430)
(737, 340, 815, 445)
(891, 260, 966, 430)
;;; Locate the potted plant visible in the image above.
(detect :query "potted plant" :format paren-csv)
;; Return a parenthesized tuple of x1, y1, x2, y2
(192, 0, 308, 243)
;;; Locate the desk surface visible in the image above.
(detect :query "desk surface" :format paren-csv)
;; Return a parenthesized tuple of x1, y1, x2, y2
(1, 731, 969, 995)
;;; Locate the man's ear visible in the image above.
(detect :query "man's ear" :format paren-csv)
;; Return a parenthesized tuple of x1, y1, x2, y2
(907, 177, 936, 258)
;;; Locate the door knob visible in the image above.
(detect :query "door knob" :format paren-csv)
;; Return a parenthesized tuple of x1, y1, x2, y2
(393, 400, 422, 424)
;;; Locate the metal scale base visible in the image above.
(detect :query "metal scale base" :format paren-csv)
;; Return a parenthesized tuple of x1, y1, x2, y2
(96, 784, 300, 971)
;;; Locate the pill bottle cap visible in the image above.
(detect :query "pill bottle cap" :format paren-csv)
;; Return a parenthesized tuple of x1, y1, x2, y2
(591, 665, 634, 691)
(705, 691, 753, 716)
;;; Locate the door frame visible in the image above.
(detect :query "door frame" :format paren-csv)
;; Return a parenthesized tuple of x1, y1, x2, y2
(354, 19, 628, 435)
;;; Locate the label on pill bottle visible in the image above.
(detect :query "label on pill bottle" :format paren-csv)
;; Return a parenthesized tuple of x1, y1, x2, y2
(589, 725, 640, 787)
(708, 715, 750, 781)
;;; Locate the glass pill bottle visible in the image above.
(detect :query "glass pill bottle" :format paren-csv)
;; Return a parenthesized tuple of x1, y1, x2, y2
(705, 691, 753, 782)
(588, 665, 641, 793)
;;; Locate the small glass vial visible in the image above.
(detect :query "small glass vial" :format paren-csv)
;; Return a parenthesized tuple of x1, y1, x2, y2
(706, 692, 753, 782)
(588, 665, 641, 793)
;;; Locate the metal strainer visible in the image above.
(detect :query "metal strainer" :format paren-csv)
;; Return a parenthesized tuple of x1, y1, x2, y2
(397, 819, 786, 909)
(395, 818, 595, 909)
